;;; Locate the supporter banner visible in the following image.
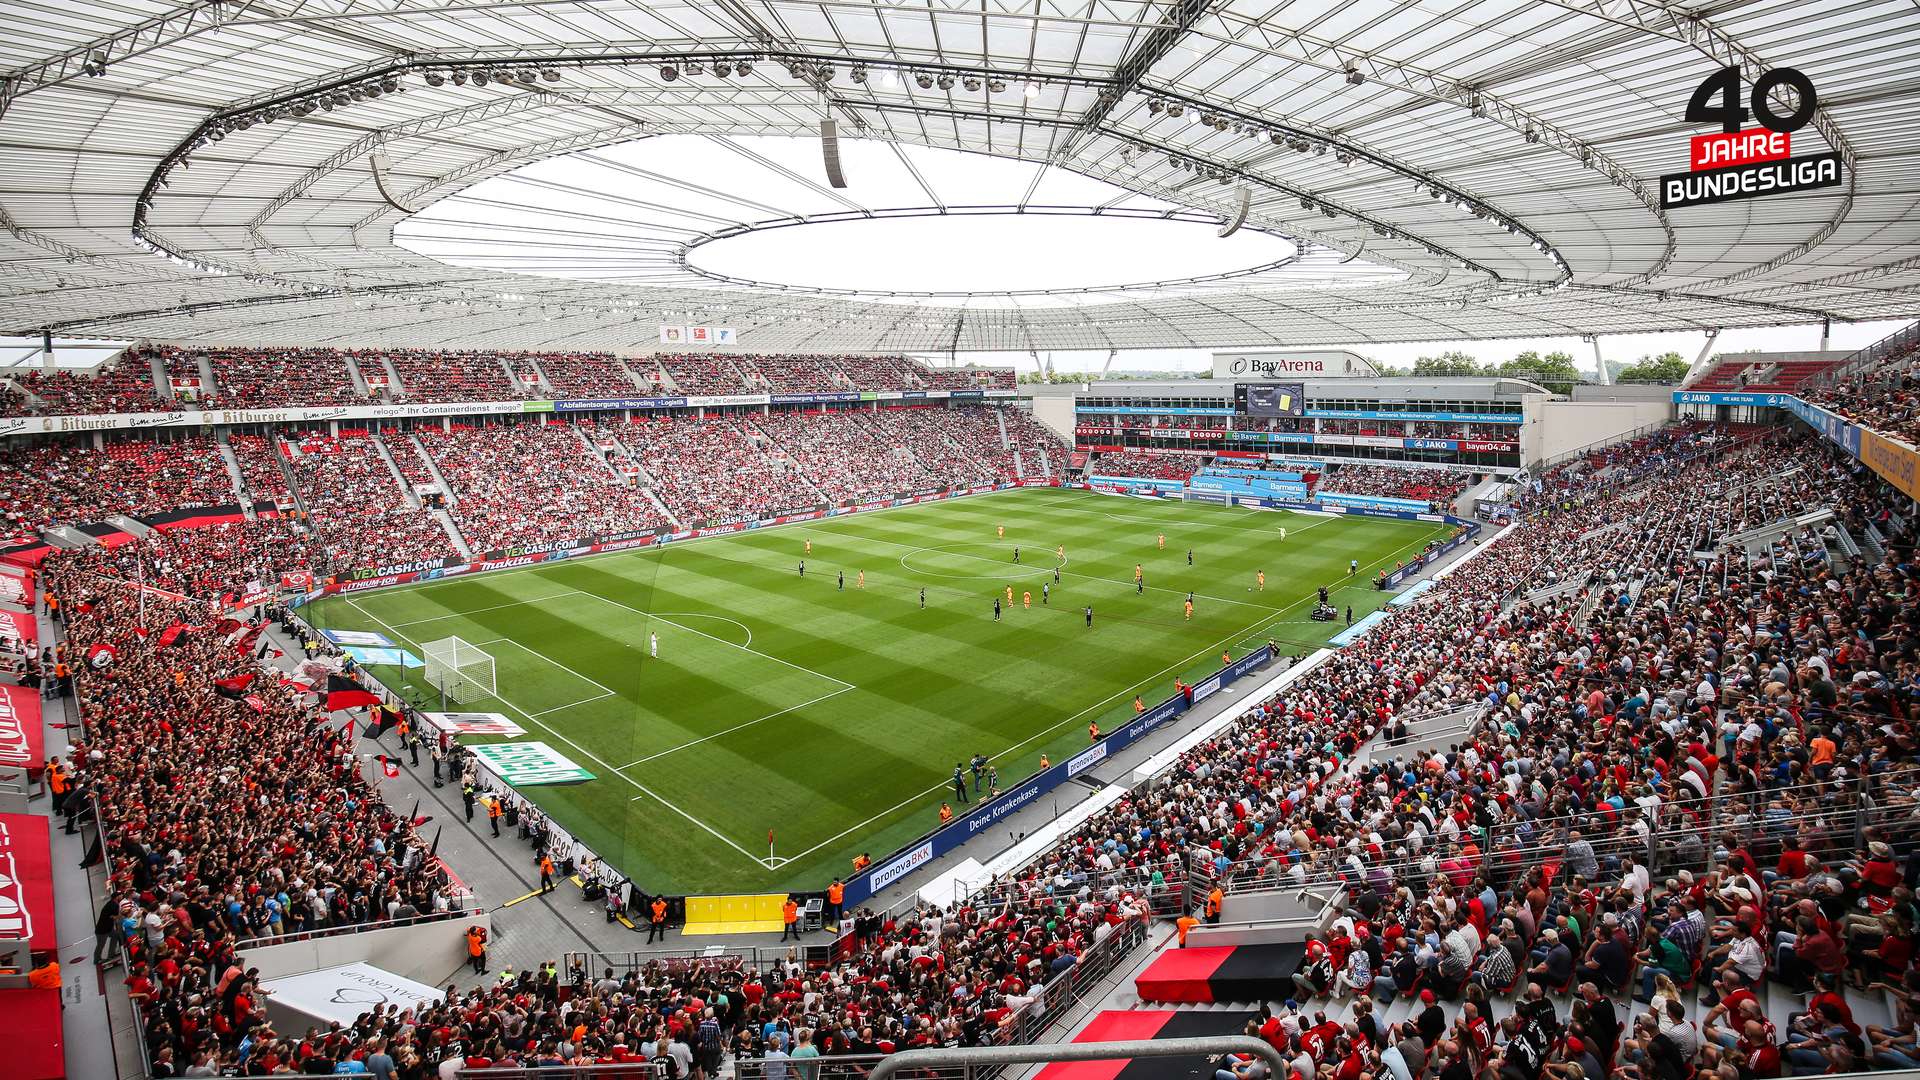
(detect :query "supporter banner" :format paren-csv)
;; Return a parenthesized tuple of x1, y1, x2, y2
(322, 629, 395, 647)
(1862, 429, 1920, 502)
(141, 503, 250, 531)
(420, 711, 524, 738)
(470, 741, 594, 786)
(0, 570, 32, 608)
(0, 813, 53, 954)
(843, 644, 1275, 908)
(281, 570, 314, 591)
(0, 684, 41, 771)
(76, 522, 136, 548)
(222, 587, 275, 613)
(343, 646, 424, 669)
(0, 541, 51, 569)
(1305, 408, 1523, 423)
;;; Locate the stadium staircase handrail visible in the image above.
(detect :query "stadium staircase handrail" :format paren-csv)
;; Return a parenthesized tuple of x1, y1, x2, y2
(1802, 318, 1920, 394)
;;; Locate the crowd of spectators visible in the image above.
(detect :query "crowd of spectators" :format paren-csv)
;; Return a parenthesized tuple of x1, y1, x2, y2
(79, 517, 314, 601)
(527, 353, 641, 398)
(225, 433, 295, 505)
(282, 432, 454, 573)
(734, 353, 845, 394)
(1319, 464, 1471, 503)
(860, 407, 999, 489)
(419, 422, 668, 552)
(8, 361, 177, 415)
(40, 553, 466, 1077)
(1090, 451, 1199, 481)
(658, 354, 751, 396)
(0, 436, 238, 530)
(752, 410, 929, 501)
(633, 414, 824, 525)
(384, 351, 525, 403)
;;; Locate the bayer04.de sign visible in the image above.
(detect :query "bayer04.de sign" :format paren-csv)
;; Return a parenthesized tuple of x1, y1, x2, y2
(1660, 66, 1844, 210)
(470, 741, 596, 786)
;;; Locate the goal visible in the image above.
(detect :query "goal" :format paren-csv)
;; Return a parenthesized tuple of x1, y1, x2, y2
(422, 636, 497, 704)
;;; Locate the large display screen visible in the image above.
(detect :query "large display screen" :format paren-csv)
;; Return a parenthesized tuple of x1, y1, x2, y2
(1234, 382, 1305, 417)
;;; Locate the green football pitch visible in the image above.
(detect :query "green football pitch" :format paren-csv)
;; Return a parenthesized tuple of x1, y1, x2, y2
(307, 487, 1451, 895)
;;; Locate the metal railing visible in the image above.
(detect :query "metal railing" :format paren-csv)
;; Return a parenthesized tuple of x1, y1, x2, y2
(236, 906, 487, 951)
(1803, 319, 1920, 394)
(472, 917, 1149, 1080)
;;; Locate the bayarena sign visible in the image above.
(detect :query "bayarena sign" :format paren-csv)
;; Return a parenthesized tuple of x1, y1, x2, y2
(1212, 349, 1378, 380)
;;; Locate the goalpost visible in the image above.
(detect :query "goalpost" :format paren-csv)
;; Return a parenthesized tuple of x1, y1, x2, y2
(422, 636, 497, 704)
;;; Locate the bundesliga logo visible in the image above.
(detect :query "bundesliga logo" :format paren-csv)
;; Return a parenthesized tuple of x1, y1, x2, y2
(1660, 66, 1844, 209)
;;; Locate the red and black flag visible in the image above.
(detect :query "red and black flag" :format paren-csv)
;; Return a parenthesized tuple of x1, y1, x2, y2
(84, 642, 117, 670)
(363, 702, 401, 739)
(213, 671, 257, 699)
(156, 623, 189, 648)
(325, 673, 381, 712)
(375, 754, 400, 779)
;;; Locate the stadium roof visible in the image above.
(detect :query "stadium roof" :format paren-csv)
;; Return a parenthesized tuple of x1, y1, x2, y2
(0, 0, 1916, 352)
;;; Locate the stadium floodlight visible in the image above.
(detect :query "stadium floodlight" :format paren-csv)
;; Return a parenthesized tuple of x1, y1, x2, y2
(735, 60, 752, 76)
(1022, 80, 1039, 99)
(850, 64, 868, 83)
(987, 79, 1006, 94)
(423, 636, 497, 704)
(1345, 67, 1365, 86)
(541, 68, 560, 82)
(451, 70, 468, 86)
(425, 70, 445, 86)
(659, 64, 677, 81)
(963, 77, 981, 91)
(936, 74, 953, 90)
(915, 72, 933, 89)
(472, 70, 490, 86)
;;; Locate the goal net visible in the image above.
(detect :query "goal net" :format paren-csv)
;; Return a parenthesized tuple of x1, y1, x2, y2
(422, 636, 496, 704)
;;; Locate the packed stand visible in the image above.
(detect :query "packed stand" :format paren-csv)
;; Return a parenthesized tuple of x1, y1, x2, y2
(41, 555, 465, 1078)
(529, 352, 640, 398)
(7, 361, 176, 415)
(659, 354, 751, 396)
(915, 408, 1024, 483)
(0, 436, 236, 530)
(418, 422, 667, 552)
(65, 517, 315, 602)
(1090, 451, 1198, 481)
(1003, 408, 1069, 481)
(835, 354, 930, 390)
(733, 353, 846, 394)
(920, 365, 1016, 390)
(385, 350, 523, 402)
(632, 415, 822, 525)
(857, 407, 1000, 489)
(751, 410, 932, 501)
(1319, 463, 1471, 503)
(971, 423, 1920, 1080)
(225, 433, 295, 505)
(283, 432, 454, 574)
(382, 433, 440, 489)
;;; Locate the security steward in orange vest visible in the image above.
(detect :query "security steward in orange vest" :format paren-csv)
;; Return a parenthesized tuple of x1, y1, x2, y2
(825, 880, 845, 929)
(487, 795, 504, 838)
(46, 757, 68, 815)
(1205, 885, 1224, 925)
(780, 896, 802, 941)
(647, 896, 669, 943)
(465, 926, 488, 974)
(538, 853, 555, 893)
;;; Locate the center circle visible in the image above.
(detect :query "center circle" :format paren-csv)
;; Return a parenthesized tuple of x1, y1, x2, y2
(682, 213, 1298, 298)
(899, 543, 1062, 581)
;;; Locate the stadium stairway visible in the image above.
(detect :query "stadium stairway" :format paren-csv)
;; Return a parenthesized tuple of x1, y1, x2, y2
(215, 434, 254, 519)
(368, 433, 424, 508)
(431, 507, 475, 560)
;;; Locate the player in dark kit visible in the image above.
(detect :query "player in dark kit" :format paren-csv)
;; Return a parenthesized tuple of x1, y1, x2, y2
(1084, 605, 1093, 627)
(993, 598, 1002, 621)
(1013, 546, 1020, 563)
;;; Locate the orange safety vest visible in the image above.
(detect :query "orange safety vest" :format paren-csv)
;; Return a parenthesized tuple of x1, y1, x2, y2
(827, 883, 844, 905)
(539, 856, 554, 876)
(651, 900, 668, 924)
(1206, 887, 1223, 916)
(938, 804, 954, 824)
(487, 799, 502, 820)
(1134, 697, 1145, 713)
(466, 930, 485, 957)
(46, 763, 67, 795)
(782, 901, 798, 925)
(851, 854, 870, 871)
(1176, 916, 1200, 946)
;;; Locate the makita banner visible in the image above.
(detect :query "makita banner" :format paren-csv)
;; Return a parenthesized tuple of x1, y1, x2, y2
(843, 644, 1275, 908)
